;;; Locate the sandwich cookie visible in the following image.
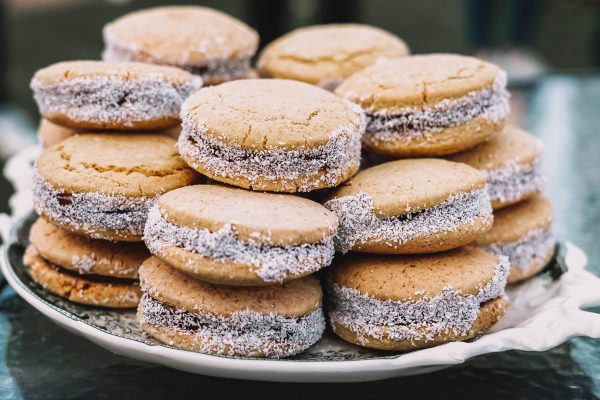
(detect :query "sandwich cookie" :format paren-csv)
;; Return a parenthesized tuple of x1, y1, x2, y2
(448, 125, 543, 209)
(31, 61, 202, 130)
(138, 257, 325, 358)
(23, 219, 150, 308)
(324, 159, 493, 254)
(475, 194, 555, 284)
(258, 24, 409, 90)
(335, 54, 510, 157)
(102, 6, 258, 85)
(178, 79, 365, 192)
(329, 247, 509, 350)
(143, 185, 338, 285)
(38, 119, 182, 148)
(33, 134, 198, 241)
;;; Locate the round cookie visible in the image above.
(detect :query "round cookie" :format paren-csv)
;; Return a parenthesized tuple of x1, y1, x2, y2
(143, 185, 338, 285)
(23, 246, 141, 308)
(33, 134, 198, 241)
(138, 257, 325, 358)
(29, 218, 148, 279)
(329, 247, 509, 351)
(448, 125, 543, 209)
(475, 194, 555, 284)
(178, 79, 365, 192)
(31, 61, 202, 130)
(38, 119, 182, 148)
(102, 6, 258, 85)
(335, 54, 510, 157)
(258, 24, 409, 90)
(324, 158, 493, 254)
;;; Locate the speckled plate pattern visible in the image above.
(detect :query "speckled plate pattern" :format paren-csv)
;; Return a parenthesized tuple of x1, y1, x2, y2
(2, 211, 600, 382)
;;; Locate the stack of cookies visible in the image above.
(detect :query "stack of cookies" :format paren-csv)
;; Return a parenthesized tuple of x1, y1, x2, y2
(26, 59, 200, 308)
(22, 5, 556, 358)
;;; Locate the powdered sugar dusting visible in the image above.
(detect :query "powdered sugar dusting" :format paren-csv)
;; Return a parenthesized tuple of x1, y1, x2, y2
(32, 170, 155, 240)
(31, 75, 202, 127)
(139, 294, 325, 358)
(329, 257, 509, 345)
(482, 228, 555, 273)
(359, 72, 509, 142)
(177, 102, 365, 192)
(487, 157, 544, 205)
(71, 254, 97, 274)
(143, 205, 335, 283)
(324, 189, 493, 253)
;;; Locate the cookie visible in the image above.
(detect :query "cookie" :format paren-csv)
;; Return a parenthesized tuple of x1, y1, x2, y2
(31, 61, 202, 130)
(475, 194, 555, 284)
(329, 247, 509, 350)
(448, 125, 543, 209)
(138, 257, 325, 358)
(102, 6, 258, 85)
(335, 54, 510, 157)
(33, 134, 198, 241)
(258, 24, 409, 90)
(29, 218, 148, 279)
(324, 158, 493, 253)
(178, 79, 365, 192)
(23, 246, 141, 308)
(143, 185, 338, 285)
(38, 119, 182, 148)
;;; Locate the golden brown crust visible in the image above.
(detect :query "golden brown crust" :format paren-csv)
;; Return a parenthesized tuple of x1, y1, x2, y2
(332, 297, 508, 350)
(326, 159, 487, 217)
(475, 194, 553, 246)
(103, 6, 258, 66)
(29, 218, 148, 279)
(507, 245, 554, 284)
(258, 24, 409, 84)
(335, 54, 503, 111)
(23, 246, 141, 308)
(332, 247, 502, 301)
(448, 125, 540, 170)
(139, 257, 322, 317)
(45, 114, 179, 131)
(353, 214, 492, 254)
(182, 79, 363, 150)
(365, 116, 505, 158)
(157, 185, 337, 246)
(37, 134, 198, 197)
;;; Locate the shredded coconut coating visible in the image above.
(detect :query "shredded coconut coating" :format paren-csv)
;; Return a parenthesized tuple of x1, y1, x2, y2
(324, 188, 493, 253)
(487, 157, 544, 205)
(31, 75, 202, 127)
(32, 170, 155, 239)
(143, 206, 335, 283)
(139, 294, 325, 358)
(103, 43, 253, 83)
(362, 73, 510, 142)
(482, 228, 555, 273)
(177, 103, 365, 192)
(329, 257, 509, 345)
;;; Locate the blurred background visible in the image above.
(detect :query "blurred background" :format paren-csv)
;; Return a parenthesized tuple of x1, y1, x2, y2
(1, 0, 600, 215)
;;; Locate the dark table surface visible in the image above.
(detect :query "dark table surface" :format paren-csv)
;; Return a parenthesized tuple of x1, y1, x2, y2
(0, 75, 599, 399)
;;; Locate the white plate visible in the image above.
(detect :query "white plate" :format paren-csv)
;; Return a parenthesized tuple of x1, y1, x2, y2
(2, 214, 600, 382)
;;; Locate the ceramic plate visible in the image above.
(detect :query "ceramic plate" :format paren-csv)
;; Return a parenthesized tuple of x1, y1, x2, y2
(2, 213, 600, 382)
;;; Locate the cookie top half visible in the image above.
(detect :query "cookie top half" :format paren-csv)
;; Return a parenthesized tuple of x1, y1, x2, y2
(326, 158, 486, 217)
(332, 247, 502, 301)
(31, 60, 200, 86)
(448, 125, 541, 170)
(182, 79, 363, 150)
(476, 194, 553, 245)
(103, 6, 258, 66)
(140, 257, 322, 317)
(155, 185, 338, 246)
(36, 134, 197, 197)
(335, 53, 504, 111)
(258, 24, 409, 84)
